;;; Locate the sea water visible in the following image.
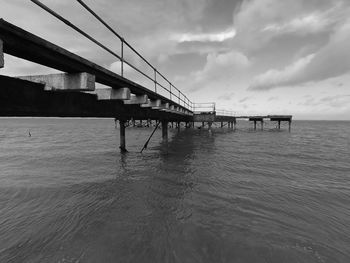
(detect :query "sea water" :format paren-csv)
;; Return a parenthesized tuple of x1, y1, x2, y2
(0, 118, 349, 262)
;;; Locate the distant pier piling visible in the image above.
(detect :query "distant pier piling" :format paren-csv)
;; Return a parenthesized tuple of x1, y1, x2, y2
(119, 120, 127, 152)
(161, 120, 168, 142)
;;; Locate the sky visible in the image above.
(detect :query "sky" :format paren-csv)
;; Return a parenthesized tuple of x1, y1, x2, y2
(1, 0, 350, 119)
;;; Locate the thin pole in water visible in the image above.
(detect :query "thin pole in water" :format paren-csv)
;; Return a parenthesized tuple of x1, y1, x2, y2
(140, 121, 160, 153)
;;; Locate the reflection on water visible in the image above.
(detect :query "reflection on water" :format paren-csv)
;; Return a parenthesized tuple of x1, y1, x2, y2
(0, 118, 350, 262)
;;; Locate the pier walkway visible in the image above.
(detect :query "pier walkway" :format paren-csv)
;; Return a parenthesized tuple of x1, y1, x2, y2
(0, 0, 292, 152)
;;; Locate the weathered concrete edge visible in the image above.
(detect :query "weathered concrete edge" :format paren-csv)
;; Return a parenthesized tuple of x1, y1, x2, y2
(17, 73, 95, 91)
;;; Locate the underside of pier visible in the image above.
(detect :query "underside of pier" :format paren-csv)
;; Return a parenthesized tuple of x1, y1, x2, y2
(0, 75, 191, 122)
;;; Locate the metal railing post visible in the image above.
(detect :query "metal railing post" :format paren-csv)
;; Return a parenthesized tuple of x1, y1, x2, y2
(36, 0, 201, 113)
(121, 38, 124, 77)
(154, 68, 157, 92)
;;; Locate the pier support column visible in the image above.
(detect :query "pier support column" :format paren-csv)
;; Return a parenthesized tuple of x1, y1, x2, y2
(221, 122, 223, 128)
(278, 121, 281, 130)
(254, 121, 257, 130)
(208, 122, 213, 131)
(162, 120, 168, 142)
(288, 120, 291, 132)
(234, 120, 237, 130)
(261, 120, 264, 130)
(177, 122, 180, 132)
(119, 120, 127, 152)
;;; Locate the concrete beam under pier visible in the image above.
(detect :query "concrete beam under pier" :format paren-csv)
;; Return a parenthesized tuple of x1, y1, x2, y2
(0, 19, 191, 115)
(94, 87, 130, 100)
(0, 39, 3, 68)
(0, 75, 193, 122)
(153, 102, 169, 110)
(140, 99, 161, 108)
(17, 72, 95, 91)
(123, 94, 148, 105)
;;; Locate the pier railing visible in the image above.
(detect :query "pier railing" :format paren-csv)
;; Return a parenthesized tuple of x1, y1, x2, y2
(216, 110, 235, 116)
(193, 103, 216, 113)
(30, 0, 194, 111)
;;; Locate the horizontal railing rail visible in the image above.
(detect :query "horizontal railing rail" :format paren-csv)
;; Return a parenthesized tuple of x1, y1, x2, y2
(216, 110, 235, 116)
(193, 102, 216, 113)
(30, 0, 194, 112)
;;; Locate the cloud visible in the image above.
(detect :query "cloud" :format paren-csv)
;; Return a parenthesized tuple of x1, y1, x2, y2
(1, 55, 61, 76)
(249, 18, 350, 90)
(263, 14, 330, 35)
(320, 94, 350, 108)
(239, 96, 251, 103)
(249, 54, 315, 90)
(171, 28, 236, 43)
(233, 0, 347, 51)
(188, 50, 250, 91)
(217, 92, 235, 101)
(268, 96, 278, 101)
(299, 94, 350, 108)
(262, 3, 344, 36)
(109, 61, 134, 75)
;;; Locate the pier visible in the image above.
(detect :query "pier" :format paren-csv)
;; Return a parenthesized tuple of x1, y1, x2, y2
(0, 1, 292, 152)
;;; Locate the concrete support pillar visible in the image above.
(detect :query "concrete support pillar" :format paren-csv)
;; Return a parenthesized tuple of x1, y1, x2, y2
(254, 121, 257, 130)
(124, 94, 148, 105)
(177, 122, 180, 132)
(202, 122, 205, 128)
(119, 120, 127, 152)
(221, 122, 223, 128)
(288, 121, 291, 132)
(18, 72, 95, 91)
(162, 120, 168, 142)
(208, 122, 213, 130)
(278, 121, 281, 130)
(261, 121, 264, 130)
(0, 39, 4, 68)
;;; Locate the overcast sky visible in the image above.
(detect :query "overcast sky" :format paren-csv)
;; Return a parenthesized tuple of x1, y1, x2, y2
(1, 0, 350, 119)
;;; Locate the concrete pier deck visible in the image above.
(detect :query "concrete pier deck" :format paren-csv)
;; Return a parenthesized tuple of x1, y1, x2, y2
(0, 19, 292, 151)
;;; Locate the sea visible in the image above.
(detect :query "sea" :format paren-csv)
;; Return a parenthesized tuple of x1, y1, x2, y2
(0, 118, 349, 263)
